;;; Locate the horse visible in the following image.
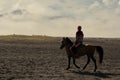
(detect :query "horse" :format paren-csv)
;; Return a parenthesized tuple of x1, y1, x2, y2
(60, 37, 104, 72)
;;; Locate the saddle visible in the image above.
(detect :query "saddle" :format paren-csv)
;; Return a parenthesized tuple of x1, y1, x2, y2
(71, 44, 86, 54)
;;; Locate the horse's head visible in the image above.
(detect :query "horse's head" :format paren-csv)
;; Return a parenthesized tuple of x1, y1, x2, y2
(60, 37, 66, 49)
(60, 37, 73, 49)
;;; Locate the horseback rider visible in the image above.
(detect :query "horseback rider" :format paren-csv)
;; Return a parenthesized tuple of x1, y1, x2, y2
(75, 26, 84, 47)
(71, 26, 84, 54)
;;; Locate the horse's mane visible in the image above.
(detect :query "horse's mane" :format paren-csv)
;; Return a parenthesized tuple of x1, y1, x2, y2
(66, 37, 73, 45)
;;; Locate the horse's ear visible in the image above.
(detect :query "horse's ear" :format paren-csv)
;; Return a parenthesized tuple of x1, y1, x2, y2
(66, 37, 69, 39)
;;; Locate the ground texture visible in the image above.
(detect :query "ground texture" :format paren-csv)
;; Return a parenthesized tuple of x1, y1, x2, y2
(0, 38, 119, 80)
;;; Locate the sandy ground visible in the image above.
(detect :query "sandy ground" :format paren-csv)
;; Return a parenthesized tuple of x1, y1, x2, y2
(0, 38, 120, 80)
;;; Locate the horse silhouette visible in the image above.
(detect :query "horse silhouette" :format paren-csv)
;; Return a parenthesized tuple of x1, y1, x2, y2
(60, 37, 104, 72)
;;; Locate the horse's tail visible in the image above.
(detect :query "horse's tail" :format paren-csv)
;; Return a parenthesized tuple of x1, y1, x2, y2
(95, 46, 104, 64)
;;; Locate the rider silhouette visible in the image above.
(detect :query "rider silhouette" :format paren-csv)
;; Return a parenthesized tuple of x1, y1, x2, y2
(71, 26, 84, 54)
(75, 26, 84, 47)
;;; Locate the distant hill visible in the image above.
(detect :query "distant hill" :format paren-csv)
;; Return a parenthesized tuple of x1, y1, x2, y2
(0, 35, 58, 42)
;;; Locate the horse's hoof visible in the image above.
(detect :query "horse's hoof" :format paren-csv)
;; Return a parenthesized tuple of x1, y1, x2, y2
(66, 68, 69, 70)
(66, 67, 70, 70)
(94, 69, 96, 72)
(77, 67, 80, 69)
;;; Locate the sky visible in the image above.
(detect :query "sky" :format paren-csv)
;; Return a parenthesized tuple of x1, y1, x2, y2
(0, 0, 120, 38)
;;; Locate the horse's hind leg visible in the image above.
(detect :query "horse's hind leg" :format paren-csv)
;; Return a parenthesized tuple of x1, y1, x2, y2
(73, 58, 80, 69)
(83, 56, 90, 70)
(91, 56, 97, 72)
(66, 56, 71, 70)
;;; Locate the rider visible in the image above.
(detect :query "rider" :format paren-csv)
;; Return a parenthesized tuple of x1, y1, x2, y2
(71, 26, 84, 54)
(75, 26, 84, 47)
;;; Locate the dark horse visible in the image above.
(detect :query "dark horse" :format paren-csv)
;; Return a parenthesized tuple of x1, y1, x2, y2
(60, 37, 104, 72)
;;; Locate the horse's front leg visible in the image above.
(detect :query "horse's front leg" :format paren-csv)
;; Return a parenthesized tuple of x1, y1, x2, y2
(73, 57, 80, 69)
(66, 56, 71, 70)
(82, 56, 90, 70)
